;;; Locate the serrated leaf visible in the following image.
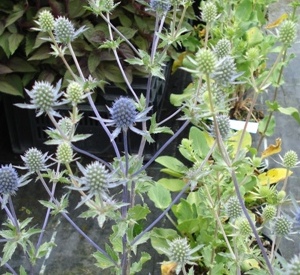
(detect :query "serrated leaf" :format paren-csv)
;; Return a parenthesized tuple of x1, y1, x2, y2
(148, 183, 171, 209)
(0, 32, 11, 58)
(88, 51, 101, 73)
(131, 252, 151, 273)
(116, 26, 137, 40)
(1, 241, 17, 265)
(28, 45, 51, 61)
(128, 204, 150, 221)
(36, 242, 56, 258)
(93, 251, 115, 269)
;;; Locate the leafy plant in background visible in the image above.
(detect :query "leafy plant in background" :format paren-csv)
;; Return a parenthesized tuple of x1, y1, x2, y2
(0, 0, 300, 275)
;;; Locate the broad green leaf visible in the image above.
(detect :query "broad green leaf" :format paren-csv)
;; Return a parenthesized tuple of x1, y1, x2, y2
(235, 0, 252, 22)
(0, 64, 13, 74)
(69, 0, 87, 18)
(172, 199, 195, 222)
(116, 26, 137, 40)
(148, 183, 171, 209)
(155, 156, 188, 175)
(8, 33, 23, 55)
(189, 126, 211, 159)
(157, 178, 186, 192)
(28, 45, 51, 61)
(88, 52, 101, 73)
(8, 57, 36, 73)
(278, 106, 300, 124)
(0, 74, 23, 96)
(177, 219, 201, 234)
(258, 115, 276, 137)
(128, 204, 150, 221)
(5, 8, 25, 28)
(150, 228, 179, 254)
(245, 27, 264, 47)
(227, 130, 252, 156)
(105, 243, 119, 263)
(0, 32, 11, 57)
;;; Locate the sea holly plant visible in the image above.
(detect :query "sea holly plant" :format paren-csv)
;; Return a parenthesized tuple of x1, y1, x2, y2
(0, 0, 300, 275)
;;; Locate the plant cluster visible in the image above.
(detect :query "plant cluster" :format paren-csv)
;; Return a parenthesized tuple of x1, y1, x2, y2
(0, 0, 300, 274)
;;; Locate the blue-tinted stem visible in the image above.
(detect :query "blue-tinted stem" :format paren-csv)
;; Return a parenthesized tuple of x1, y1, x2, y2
(0, 197, 15, 224)
(134, 119, 190, 177)
(0, 259, 17, 275)
(8, 197, 19, 232)
(39, 176, 117, 267)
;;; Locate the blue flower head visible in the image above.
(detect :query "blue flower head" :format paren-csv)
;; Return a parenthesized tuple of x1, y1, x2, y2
(105, 97, 151, 140)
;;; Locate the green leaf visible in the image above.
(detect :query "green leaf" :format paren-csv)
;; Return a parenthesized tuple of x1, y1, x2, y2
(8, 57, 36, 73)
(35, 242, 56, 259)
(69, 0, 87, 18)
(278, 106, 300, 124)
(88, 52, 101, 74)
(128, 204, 150, 221)
(235, 0, 252, 22)
(131, 252, 151, 273)
(0, 74, 23, 96)
(157, 178, 186, 192)
(1, 241, 17, 265)
(258, 115, 276, 137)
(189, 126, 211, 159)
(0, 32, 11, 58)
(150, 228, 179, 254)
(155, 156, 188, 175)
(28, 45, 51, 61)
(5, 8, 25, 28)
(0, 64, 13, 74)
(8, 33, 23, 55)
(177, 219, 201, 234)
(227, 130, 252, 156)
(148, 183, 171, 209)
(116, 26, 137, 40)
(172, 199, 196, 223)
(93, 251, 115, 269)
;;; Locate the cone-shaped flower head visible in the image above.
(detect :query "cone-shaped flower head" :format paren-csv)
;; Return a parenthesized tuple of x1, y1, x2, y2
(202, 2, 217, 23)
(165, 238, 201, 274)
(56, 142, 73, 164)
(211, 114, 230, 139)
(37, 10, 55, 32)
(215, 38, 231, 59)
(286, 254, 300, 275)
(18, 80, 63, 117)
(236, 217, 252, 236)
(279, 20, 297, 46)
(21, 148, 48, 173)
(274, 216, 292, 237)
(106, 97, 151, 140)
(0, 165, 19, 195)
(225, 197, 242, 220)
(54, 16, 75, 44)
(283, 150, 298, 169)
(65, 81, 85, 105)
(213, 56, 238, 85)
(262, 205, 277, 222)
(246, 47, 260, 62)
(196, 49, 216, 74)
(58, 117, 73, 136)
(150, 0, 171, 13)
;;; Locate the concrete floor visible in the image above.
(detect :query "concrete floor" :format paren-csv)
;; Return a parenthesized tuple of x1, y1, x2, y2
(0, 0, 299, 273)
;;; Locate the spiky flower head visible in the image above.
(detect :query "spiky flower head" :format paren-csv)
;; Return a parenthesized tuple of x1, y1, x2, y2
(21, 148, 48, 173)
(37, 10, 55, 32)
(65, 81, 84, 105)
(56, 142, 73, 164)
(150, 0, 171, 13)
(111, 97, 137, 129)
(211, 114, 230, 139)
(196, 49, 216, 74)
(165, 238, 201, 274)
(58, 117, 73, 136)
(274, 216, 292, 237)
(213, 56, 238, 85)
(88, 0, 115, 13)
(246, 47, 260, 62)
(286, 254, 300, 275)
(225, 197, 242, 219)
(279, 20, 297, 46)
(17, 80, 63, 117)
(82, 162, 109, 194)
(201, 2, 217, 24)
(106, 97, 151, 140)
(283, 150, 298, 169)
(262, 205, 277, 222)
(236, 217, 252, 236)
(215, 38, 231, 59)
(0, 165, 19, 195)
(71, 161, 121, 207)
(54, 17, 76, 44)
